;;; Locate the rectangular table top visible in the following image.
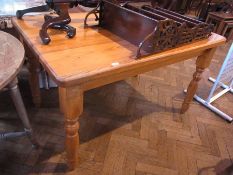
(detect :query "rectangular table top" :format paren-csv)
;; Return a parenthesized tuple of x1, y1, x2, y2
(12, 13, 226, 87)
(208, 12, 233, 20)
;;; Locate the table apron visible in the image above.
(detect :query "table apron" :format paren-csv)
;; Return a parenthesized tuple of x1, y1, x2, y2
(80, 50, 204, 91)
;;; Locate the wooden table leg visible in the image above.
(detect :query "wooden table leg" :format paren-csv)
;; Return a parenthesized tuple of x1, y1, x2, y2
(19, 35, 41, 108)
(27, 52, 41, 108)
(217, 20, 225, 34)
(59, 86, 83, 170)
(129, 75, 140, 87)
(180, 48, 217, 114)
(59, 87, 65, 113)
(205, 14, 210, 24)
(229, 29, 233, 41)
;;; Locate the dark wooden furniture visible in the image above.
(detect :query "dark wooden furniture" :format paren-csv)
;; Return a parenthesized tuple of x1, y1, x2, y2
(0, 31, 36, 145)
(16, 0, 98, 44)
(85, 0, 212, 58)
(206, 11, 233, 34)
(197, 0, 229, 21)
(153, 0, 193, 14)
(15, 0, 202, 45)
(197, 0, 216, 21)
(12, 13, 225, 170)
(221, 21, 233, 40)
(176, 0, 192, 13)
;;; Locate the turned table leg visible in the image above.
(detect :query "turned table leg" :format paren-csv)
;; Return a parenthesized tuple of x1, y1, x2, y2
(19, 35, 41, 108)
(59, 86, 83, 170)
(129, 75, 140, 87)
(28, 56, 41, 108)
(180, 48, 217, 114)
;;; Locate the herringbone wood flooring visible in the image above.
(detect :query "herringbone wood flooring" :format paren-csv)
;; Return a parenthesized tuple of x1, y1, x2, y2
(0, 42, 233, 175)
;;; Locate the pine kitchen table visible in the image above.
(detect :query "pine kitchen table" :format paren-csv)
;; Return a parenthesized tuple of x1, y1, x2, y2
(12, 13, 226, 170)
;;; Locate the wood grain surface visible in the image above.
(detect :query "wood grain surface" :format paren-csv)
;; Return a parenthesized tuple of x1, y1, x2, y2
(12, 13, 225, 88)
(0, 42, 233, 175)
(11, 12, 227, 170)
(0, 31, 25, 90)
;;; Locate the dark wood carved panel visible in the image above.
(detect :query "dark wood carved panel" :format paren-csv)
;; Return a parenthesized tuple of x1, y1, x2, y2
(85, 0, 213, 58)
(16, 0, 99, 44)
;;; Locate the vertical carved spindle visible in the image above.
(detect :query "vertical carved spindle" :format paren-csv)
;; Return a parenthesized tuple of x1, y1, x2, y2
(181, 48, 217, 114)
(26, 46, 41, 107)
(180, 67, 204, 113)
(59, 86, 83, 171)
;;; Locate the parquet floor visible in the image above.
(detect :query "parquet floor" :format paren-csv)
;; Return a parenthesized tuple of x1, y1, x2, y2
(0, 41, 233, 175)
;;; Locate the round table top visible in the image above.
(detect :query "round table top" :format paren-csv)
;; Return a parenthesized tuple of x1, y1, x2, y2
(0, 31, 25, 90)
